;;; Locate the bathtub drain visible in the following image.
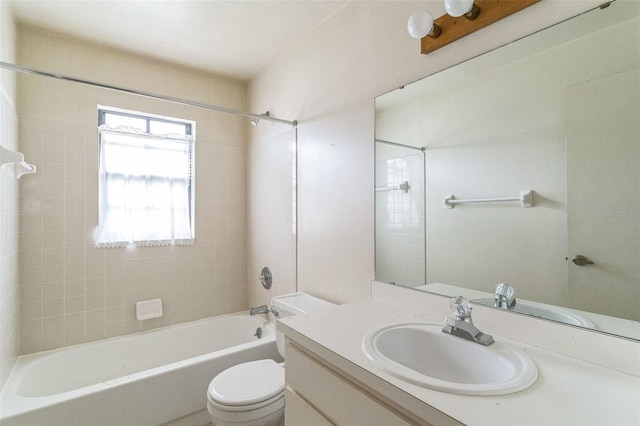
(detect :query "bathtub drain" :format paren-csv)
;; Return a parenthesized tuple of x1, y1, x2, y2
(254, 327, 263, 339)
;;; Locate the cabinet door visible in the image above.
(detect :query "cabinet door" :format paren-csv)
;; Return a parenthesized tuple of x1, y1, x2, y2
(286, 343, 412, 426)
(285, 388, 332, 425)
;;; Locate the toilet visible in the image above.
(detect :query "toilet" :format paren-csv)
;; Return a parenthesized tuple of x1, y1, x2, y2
(206, 292, 335, 426)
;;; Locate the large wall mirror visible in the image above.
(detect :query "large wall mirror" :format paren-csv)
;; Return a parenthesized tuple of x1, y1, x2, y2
(375, 0, 639, 340)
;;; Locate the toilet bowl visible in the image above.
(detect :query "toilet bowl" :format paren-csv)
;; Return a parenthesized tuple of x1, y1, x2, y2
(206, 359, 285, 426)
(206, 292, 335, 426)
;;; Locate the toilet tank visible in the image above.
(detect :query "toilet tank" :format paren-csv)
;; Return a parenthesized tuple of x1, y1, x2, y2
(271, 292, 335, 356)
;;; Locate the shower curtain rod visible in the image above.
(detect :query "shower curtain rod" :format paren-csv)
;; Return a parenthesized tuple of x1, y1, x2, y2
(375, 139, 425, 152)
(0, 61, 297, 127)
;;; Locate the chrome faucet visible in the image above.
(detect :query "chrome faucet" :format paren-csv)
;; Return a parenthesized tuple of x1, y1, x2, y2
(249, 304, 279, 317)
(442, 296, 494, 346)
(494, 283, 516, 309)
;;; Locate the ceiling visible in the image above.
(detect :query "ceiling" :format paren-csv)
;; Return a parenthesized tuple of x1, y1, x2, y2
(8, 0, 347, 81)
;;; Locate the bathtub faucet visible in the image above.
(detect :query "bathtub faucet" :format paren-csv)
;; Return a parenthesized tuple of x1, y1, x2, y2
(250, 305, 279, 317)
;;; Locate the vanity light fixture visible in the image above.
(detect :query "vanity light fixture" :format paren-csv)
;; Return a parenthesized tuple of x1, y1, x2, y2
(410, 0, 541, 55)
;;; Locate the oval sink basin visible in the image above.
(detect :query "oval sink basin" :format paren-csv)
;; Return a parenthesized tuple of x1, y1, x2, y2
(472, 299, 596, 328)
(363, 323, 538, 396)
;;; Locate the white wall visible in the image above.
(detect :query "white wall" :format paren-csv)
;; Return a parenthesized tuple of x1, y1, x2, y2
(249, 0, 604, 304)
(0, 0, 20, 390)
(16, 26, 250, 354)
(247, 128, 297, 307)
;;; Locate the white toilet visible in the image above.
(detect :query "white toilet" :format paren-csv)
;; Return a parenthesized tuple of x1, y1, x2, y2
(206, 292, 335, 426)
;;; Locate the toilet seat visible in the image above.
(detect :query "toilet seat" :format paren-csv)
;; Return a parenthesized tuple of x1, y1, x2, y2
(206, 295, 335, 425)
(208, 359, 284, 408)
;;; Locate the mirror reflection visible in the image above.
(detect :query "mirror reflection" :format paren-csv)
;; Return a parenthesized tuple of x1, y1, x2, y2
(375, 1, 639, 340)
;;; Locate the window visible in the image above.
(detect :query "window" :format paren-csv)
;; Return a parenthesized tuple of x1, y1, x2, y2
(96, 107, 195, 247)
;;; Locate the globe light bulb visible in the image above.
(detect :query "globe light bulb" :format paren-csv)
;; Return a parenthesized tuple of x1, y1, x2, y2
(444, 0, 474, 17)
(407, 10, 434, 39)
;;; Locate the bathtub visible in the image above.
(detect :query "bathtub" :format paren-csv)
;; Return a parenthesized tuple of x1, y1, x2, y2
(0, 313, 281, 425)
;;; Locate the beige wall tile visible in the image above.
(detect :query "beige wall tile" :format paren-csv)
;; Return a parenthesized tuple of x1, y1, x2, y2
(42, 299, 64, 317)
(42, 282, 64, 300)
(13, 24, 251, 355)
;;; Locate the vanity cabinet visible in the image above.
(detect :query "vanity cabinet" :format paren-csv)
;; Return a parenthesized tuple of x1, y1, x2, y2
(285, 341, 459, 425)
(280, 295, 640, 426)
(284, 387, 331, 425)
(285, 342, 410, 425)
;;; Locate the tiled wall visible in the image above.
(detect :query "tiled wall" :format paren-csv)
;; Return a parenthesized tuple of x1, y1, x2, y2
(375, 145, 425, 286)
(17, 26, 249, 354)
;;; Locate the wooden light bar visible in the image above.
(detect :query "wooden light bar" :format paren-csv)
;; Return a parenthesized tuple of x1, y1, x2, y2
(421, 0, 542, 55)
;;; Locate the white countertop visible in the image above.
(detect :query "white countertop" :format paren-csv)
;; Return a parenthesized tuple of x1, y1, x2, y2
(279, 297, 640, 425)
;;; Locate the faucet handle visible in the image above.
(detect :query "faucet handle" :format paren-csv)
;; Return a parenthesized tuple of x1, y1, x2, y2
(449, 296, 472, 319)
(495, 283, 514, 299)
(494, 282, 516, 309)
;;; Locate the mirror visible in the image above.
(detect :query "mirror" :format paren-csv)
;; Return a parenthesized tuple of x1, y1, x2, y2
(375, 1, 639, 340)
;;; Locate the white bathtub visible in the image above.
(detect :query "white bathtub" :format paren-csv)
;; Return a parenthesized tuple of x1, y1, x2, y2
(0, 313, 281, 425)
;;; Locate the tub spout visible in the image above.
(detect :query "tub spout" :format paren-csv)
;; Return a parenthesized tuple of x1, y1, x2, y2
(250, 305, 269, 315)
(249, 305, 278, 316)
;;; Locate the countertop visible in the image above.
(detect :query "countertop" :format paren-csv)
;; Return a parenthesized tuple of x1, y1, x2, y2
(279, 297, 640, 425)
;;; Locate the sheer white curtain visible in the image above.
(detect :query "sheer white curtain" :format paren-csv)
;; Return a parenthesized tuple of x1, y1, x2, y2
(96, 125, 194, 247)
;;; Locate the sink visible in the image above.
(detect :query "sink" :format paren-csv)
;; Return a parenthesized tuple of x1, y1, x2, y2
(363, 323, 538, 396)
(472, 299, 596, 328)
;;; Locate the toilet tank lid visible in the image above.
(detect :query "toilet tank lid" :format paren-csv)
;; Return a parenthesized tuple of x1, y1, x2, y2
(271, 292, 335, 316)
